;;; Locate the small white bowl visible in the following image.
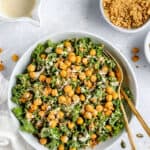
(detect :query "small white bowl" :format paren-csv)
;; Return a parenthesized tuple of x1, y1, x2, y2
(8, 32, 138, 150)
(99, 0, 150, 33)
(144, 31, 150, 64)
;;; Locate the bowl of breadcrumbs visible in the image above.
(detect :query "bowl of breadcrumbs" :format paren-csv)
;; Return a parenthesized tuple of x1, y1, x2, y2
(100, 0, 150, 33)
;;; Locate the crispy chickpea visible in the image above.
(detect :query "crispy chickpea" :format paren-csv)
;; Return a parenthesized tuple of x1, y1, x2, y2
(68, 54, 76, 63)
(64, 85, 72, 93)
(39, 75, 46, 82)
(106, 86, 113, 94)
(105, 110, 112, 116)
(27, 64, 36, 72)
(58, 144, 65, 150)
(76, 56, 81, 64)
(106, 95, 113, 101)
(90, 49, 96, 56)
(39, 111, 45, 118)
(43, 87, 51, 96)
(76, 86, 81, 94)
(29, 104, 38, 112)
(60, 70, 67, 77)
(34, 98, 42, 106)
(109, 71, 115, 77)
(61, 135, 68, 143)
(90, 75, 97, 82)
(40, 54, 46, 59)
(85, 104, 94, 113)
(58, 96, 66, 104)
(112, 92, 118, 99)
(64, 41, 72, 48)
(85, 80, 92, 89)
(82, 58, 88, 65)
(23, 92, 31, 99)
(11, 54, 19, 62)
(91, 134, 97, 140)
(56, 47, 63, 54)
(68, 121, 75, 129)
(96, 105, 103, 112)
(105, 102, 113, 109)
(64, 60, 71, 67)
(85, 69, 92, 77)
(69, 148, 76, 150)
(77, 117, 84, 125)
(57, 111, 64, 119)
(48, 112, 55, 120)
(105, 125, 112, 131)
(84, 112, 92, 119)
(51, 89, 58, 96)
(72, 95, 79, 102)
(92, 110, 98, 117)
(26, 112, 33, 119)
(29, 72, 36, 79)
(46, 77, 51, 84)
(80, 94, 85, 101)
(41, 103, 48, 111)
(90, 97, 97, 103)
(59, 62, 67, 70)
(74, 65, 81, 71)
(39, 138, 47, 145)
(50, 120, 58, 128)
(102, 65, 109, 73)
(66, 96, 72, 105)
(79, 72, 86, 80)
(68, 90, 74, 97)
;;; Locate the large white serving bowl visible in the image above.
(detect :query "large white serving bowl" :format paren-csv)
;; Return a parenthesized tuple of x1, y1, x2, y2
(8, 32, 138, 150)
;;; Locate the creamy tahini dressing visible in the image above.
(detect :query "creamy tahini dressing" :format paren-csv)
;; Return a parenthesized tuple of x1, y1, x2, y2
(0, 0, 35, 18)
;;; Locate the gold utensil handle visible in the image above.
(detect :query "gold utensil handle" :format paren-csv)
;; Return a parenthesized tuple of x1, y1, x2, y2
(121, 89, 150, 136)
(120, 101, 136, 150)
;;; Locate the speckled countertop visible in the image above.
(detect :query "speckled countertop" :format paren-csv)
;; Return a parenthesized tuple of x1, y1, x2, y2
(0, 0, 150, 150)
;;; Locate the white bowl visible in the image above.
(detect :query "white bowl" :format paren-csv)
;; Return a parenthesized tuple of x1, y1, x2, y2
(144, 31, 150, 64)
(99, 0, 150, 33)
(8, 32, 138, 150)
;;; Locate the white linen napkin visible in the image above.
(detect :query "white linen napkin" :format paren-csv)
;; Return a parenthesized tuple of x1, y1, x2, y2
(0, 73, 33, 150)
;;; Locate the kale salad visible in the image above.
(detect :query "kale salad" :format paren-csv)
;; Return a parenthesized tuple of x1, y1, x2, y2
(12, 38, 127, 150)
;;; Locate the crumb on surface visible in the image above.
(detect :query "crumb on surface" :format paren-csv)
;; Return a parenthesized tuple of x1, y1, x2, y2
(11, 54, 19, 62)
(0, 63, 5, 71)
(132, 55, 139, 62)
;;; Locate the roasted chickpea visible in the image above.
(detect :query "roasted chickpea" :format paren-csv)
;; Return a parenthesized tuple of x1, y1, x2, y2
(58, 144, 65, 150)
(27, 64, 36, 72)
(66, 96, 72, 105)
(34, 98, 42, 106)
(60, 70, 67, 77)
(76, 56, 81, 64)
(68, 53, 76, 63)
(85, 69, 93, 77)
(50, 120, 58, 128)
(59, 62, 67, 70)
(106, 86, 113, 94)
(39, 138, 47, 145)
(41, 103, 48, 111)
(29, 104, 38, 112)
(68, 90, 74, 97)
(72, 95, 79, 102)
(68, 121, 75, 129)
(48, 111, 55, 120)
(26, 112, 33, 119)
(106, 95, 113, 101)
(57, 111, 64, 119)
(76, 86, 81, 94)
(39, 111, 45, 118)
(85, 80, 92, 89)
(69, 148, 76, 150)
(64, 41, 72, 48)
(92, 109, 98, 117)
(90, 75, 97, 82)
(46, 77, 51, 84)
(29, 72, 36, 79)
(105, 125, 112, 131)
(102, 65, 108, 73)
(96, 105, 103, 112)
(109, 71, 115, 77)
(61, 135, 68, 143)
(56, 47, 63, 54)
(40, 54, 46, 59)
(84, 112, 92, 119)
(112, 92, 118, 99)
(91, 134, 97, 140)
(43, 87, 51, 96)
(90, 97, 97, 103)
(64, 60, 71, 67)
(105, 102, 113, 109)
(39, 75, 46, 82)
(80, 94, 85, 101)
(85, 104, 94, 113)
(58, 96, 66, 104)
(77, 117, 84, 125)
(51, 89, 58, 96)
(90, 49, 96, 56)
(105, 110, 112, 116)
(79, 72, 86, 80)
(82, 58, 88, 65)
(64, 85, 72, 93)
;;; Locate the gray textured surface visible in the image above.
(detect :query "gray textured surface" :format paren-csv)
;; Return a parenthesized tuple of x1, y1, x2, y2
(0, 0, 150, 149)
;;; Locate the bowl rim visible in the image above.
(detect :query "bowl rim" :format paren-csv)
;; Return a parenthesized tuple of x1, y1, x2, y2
(144, 31, 150, 64)
(8, 31, 139, 150)
(99, 0, 150, 33)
